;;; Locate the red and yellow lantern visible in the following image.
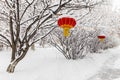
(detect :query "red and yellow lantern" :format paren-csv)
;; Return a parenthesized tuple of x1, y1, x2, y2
(98, 35, 106, 42)
(58, 17, 76, 37)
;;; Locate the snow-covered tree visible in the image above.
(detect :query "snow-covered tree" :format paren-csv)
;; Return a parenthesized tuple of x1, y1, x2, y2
(0, 0, 104, 73)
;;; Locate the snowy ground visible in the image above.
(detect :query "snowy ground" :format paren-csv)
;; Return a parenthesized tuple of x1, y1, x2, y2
(0, 46, 120, 80)
(88, 46, 120, 80)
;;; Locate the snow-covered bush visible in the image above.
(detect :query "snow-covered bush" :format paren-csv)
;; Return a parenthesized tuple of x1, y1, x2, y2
(50, 27, 118, 59)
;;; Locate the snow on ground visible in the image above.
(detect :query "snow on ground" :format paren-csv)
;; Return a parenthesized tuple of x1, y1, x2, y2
(0, 46, 120, 80)
(87, 46, 120, 80)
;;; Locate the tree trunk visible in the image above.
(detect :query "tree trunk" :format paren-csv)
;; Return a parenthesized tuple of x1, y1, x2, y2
(11, 48, 16, 62)
(7, 47, 29, 73)
(7, 61, 18, 73)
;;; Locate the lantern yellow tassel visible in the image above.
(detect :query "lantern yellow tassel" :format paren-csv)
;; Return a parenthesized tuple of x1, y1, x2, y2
(99, 39, 104, 42)
(63, 28, 70, 37)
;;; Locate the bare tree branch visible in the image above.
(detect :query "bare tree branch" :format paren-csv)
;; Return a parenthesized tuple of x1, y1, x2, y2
(5, 0, 11, 8)
(20, 0, 35, 21)
(30, 26, 57, 46)
(0, 34, 12, 47)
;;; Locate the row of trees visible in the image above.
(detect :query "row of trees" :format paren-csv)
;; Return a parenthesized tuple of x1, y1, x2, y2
(48, 26, 118, 59)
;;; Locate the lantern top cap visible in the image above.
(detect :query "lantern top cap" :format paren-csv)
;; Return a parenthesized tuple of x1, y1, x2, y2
(98, 35, 106, 38)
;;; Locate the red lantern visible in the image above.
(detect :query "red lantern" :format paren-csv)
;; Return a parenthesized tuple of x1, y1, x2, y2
(98, 35, 106, 42)
(58, 17, 76, 37)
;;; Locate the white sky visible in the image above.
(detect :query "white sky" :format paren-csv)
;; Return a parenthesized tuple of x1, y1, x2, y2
(112, 0, 120, 12)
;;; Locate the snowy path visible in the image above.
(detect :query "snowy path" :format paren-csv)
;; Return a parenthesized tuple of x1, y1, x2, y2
(87, 47, 120, 80)
(1, 47, 120, 80)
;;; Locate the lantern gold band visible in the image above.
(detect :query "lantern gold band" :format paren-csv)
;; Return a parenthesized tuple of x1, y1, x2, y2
(61, 24, 72, 28)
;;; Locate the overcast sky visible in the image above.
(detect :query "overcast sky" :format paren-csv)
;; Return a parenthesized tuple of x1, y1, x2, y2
(112, 0, 120, 12)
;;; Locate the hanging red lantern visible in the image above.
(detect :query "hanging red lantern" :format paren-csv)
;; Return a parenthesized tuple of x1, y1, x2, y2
(58, 17, 76, 37)
(98, 35, 106, 42)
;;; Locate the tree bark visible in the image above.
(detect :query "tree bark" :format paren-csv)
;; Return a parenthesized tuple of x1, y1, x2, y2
(7, 60, 18, 73)
(7, 47, 29, 73)
(11, 48, 16, 62)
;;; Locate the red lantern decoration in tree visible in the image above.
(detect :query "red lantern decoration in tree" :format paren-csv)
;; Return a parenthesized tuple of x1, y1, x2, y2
(58, 17, 76, 37)
(98, 35, 106, 42)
